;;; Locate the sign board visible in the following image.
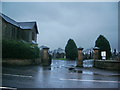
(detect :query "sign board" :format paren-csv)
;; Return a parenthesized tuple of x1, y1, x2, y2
(101, 51, 106, 56)
(101, 51, 106, 60)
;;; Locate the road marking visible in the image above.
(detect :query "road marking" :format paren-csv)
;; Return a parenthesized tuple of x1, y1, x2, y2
(3, 73, 33, 78)
(60, 78, 120, 83)
(0, 86, 17, 90)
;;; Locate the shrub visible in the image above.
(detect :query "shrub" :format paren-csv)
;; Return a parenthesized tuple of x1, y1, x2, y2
(2, 39, 40, 59)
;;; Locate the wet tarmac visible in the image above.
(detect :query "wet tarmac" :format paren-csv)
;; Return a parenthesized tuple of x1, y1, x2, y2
(2, 60, 120, 88)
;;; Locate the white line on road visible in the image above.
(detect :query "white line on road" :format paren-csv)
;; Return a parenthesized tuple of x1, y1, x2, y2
(0, 86, 17, 90)
(60, 78, 120, 83)
(3, 73, 33, 78)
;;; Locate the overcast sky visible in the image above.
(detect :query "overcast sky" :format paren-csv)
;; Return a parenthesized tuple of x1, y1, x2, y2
(2, 2, 118, 51)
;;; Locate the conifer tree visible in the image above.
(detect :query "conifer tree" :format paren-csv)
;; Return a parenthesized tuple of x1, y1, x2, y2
(95, 35, 111, 59)
(65, 39, 78, 60)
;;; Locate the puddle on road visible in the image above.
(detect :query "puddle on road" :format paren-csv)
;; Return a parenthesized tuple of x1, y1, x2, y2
(68, 68, 102, 76)
(46, 60, 98, 75)
(82, 71, 94, 75)
(74, 70, 95, 75)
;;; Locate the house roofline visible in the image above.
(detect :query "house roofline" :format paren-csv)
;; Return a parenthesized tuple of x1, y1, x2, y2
(0, 12, 39, 34)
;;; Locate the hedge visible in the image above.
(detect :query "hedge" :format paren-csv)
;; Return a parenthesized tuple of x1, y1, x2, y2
(2, 39, 40, 59)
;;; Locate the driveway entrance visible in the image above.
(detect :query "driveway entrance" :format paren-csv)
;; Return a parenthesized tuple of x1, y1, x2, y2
(83, 59, 94, 67)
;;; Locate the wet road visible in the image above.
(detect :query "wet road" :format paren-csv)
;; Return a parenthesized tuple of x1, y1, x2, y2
(2, 60, 120, 88)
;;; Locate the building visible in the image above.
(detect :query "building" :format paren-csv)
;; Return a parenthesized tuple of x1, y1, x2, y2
(83, 48, 94, 59)
(0, 13, 39, 44)
(52, 48, 65, 59)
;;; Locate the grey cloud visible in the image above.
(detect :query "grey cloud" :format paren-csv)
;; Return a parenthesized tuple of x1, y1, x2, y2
(2, 2, 118, 51)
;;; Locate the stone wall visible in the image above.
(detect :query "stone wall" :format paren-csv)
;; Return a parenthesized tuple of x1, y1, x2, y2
(2, 58, 41, 66)
(94, 60, 120, 70)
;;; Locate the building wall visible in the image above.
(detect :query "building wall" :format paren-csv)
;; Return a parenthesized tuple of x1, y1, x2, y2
(1, 18, 37, 43)
(20, 28, 37, 43)
(20, 30, 31, 42)
(32, 27, 37, 42)
(2, 19, 18, 40)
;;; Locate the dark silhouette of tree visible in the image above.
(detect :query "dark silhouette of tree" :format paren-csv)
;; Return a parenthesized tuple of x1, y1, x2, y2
(95, 35, 111, 59)
(65, 39, 78, 60)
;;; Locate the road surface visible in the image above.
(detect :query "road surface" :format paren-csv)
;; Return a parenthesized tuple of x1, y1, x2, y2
(2, 60, 120, 88)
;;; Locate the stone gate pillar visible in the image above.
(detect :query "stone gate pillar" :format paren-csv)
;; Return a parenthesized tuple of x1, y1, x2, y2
(93, 47, 99, 60)
(77, 47, 84, 67)
(42, 46, 50, 66)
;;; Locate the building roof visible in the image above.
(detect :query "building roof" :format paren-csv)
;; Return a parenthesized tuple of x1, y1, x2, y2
(40, 45, 49, 49)
(52, 48, 65, 54)
(93, 47, 100, 50)
(0, 13, 39, 34)
(0, 12, 19, 27)
(18, 22, 39, 34)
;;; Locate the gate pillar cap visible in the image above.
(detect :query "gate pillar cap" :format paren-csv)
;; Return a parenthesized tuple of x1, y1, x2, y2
(78, 47, 84, 50)
(42, 46, 49, 50)
(93, 47, 99, 50)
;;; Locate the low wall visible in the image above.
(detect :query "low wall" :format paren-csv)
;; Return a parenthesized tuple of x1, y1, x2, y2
(94, 60, 120, 70)
(2, 58, 41, 66)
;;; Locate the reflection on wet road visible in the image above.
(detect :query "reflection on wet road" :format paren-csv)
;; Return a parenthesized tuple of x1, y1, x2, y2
(2, 60, 119, 88)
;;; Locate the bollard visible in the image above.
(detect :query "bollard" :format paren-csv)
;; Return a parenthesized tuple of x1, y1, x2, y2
(77, 47, 84, 67)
